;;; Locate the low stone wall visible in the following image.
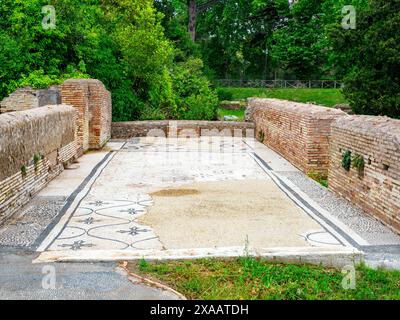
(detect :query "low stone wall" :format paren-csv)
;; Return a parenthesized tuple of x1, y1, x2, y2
(112, 120, 255, 139)
(219, 101, 242, 110)
(0, 105, 77, 224)
(248, 98, 346, 175)
(0, 86, 61, 114)
(329, 116, 400, 233)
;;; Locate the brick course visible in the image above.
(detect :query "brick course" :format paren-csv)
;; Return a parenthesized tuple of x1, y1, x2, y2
(87, 81, 112, 149)
(61, 79, 112, 153)
(248, 98, 346, 175)
(0, 105, 78, 224)
(0, 79, 111, 225)
(61, 80, 90, 154)
(0, 86, 61, 114)
(329, 116, 400, 233)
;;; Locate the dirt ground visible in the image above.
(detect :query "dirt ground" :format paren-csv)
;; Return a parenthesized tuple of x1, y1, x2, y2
(140, 179, 324, 249)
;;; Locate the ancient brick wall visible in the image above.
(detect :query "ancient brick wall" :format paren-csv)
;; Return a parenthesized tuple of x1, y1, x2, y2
(248, 98, 346, 175)
(329, 116, 400, 233)
(0, 88, 38, 113)
(0, 86, 61, 114)
(61, 80, 90, 154)
(111, 120, 255, 139)
(0, 105, 77, 224)
(87, 81, 112, 149)
(61, 79, 112, 153)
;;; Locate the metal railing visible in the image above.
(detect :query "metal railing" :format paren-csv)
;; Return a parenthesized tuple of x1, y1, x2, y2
(215, 79, 343, 89)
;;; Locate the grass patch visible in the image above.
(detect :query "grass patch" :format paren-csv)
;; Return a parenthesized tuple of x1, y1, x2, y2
(308, 172, 329, 188)
(129, 258, 400, 300)
(217, 108, 245, 121)
(217, 88, 347, 108)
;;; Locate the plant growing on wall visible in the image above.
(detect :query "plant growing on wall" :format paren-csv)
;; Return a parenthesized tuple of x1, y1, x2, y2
(258, 130, 265, 143)
(20, 165, 27, 177)
(342, 150, 352, 171)
(33, 154, 41, 172)
(352, 154, 365, 178)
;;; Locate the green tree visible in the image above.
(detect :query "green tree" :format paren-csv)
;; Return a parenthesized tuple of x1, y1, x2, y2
(269, 0, 329, 79)
(330, 0, 400, 118)
(196, 0, 279, 80)
(0, 0, 218, 121)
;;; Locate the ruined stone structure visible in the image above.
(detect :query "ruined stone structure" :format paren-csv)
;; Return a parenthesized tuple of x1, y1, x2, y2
(61, 79, 112, 153)
(1, 80, 399, 235)
(112, 120, 255, 139)
(248, 99, 400, 234)
(248, 98, 345, 175)
(0, 79, 112, 224)
(329, 116, 400, 234)
(0, 105, 77, 223)
(219, 101, 242, 110)
(0, 86, 61, 114)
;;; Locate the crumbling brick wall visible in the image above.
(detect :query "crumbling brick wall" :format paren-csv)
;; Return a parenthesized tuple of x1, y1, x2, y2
(248, 98, 346, 175)
(87, 81, 112, 149)
(61, 79, 112, 153)
(329, 116, 400, 233)
(0, 79, 111, 224)
(0, 86, 61, 114)
(0, 105, 77, 224)
(61, 80, 90, 154)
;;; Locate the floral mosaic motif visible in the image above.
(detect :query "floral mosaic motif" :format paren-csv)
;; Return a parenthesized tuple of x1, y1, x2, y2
(119, 208, 145, 216)
(47, 198, 163, 252)
(118, 226, 150, 236)
(44, 138, 262, 254)
(88, 200, 110, 207)
(78, 217, 98, 225)
(58, 240, 95, 251)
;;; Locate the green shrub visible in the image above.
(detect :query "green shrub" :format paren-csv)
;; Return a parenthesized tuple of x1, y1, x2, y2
(342, 150, 352, 171)
(308, 172, 329, 188)
(33, 154, 41, 172)
(139, 105, 167, 121)
(112, 81, 144, 122)
(6, 69, 89, 94)
(216, 88, 234, 102)
(352, 154, 365, 177)
(171, 58, 218, 120)
(181, 94, 218, 120)
(20, 165, 27, 177)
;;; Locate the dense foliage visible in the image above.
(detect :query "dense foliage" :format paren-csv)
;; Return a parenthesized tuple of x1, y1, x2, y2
(160, 0, 368, 81)
(0, 0, 217, 121)
(158, 0, 399, 118)
(330, 0, 400, 118)
(1, 0, 399, 119)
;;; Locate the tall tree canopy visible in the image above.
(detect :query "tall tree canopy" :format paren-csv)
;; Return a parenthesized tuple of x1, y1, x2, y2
(331, 0, 400, 118)
(1, 0, 398, 118)
(0, 0, 218, 121)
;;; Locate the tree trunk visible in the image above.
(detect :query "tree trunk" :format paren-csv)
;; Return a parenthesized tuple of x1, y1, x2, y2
(188, 0, 197, 41)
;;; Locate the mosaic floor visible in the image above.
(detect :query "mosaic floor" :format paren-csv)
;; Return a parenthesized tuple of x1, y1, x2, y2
(36, 137, 363, 262)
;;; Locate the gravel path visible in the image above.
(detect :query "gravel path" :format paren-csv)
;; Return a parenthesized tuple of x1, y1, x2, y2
(277, 171, 400, 247)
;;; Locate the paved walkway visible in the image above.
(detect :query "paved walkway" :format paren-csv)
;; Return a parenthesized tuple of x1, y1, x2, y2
(0, 251, 178, 300)
(1, 137, 400, 274)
